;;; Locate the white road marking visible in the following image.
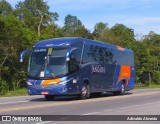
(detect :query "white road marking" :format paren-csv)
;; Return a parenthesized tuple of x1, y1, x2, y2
(82, 101, 160, 115)
(82, 111, 102, 115)
(36, 121, 52, 124)
(104, 101, 160, 112)
(0, 100, 29, 105)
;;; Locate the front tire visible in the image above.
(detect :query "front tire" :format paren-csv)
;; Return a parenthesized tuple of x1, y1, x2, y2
(45, 95, 55, 101)
(78, 83, 90, 99)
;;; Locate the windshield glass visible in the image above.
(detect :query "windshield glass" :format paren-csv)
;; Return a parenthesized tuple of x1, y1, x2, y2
(28, 48, 68, 79)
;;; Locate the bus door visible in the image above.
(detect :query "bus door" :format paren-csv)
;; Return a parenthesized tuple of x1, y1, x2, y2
(67, 48, 81, 93)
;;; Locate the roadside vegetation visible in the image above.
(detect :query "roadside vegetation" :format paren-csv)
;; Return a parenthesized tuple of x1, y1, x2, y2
(0, 0, 160, 96)
(0, 88, 27, 97)
(135, 83, 160, 89)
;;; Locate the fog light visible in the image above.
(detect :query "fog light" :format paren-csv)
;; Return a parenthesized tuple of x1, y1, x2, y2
(73, 79, 77, 83)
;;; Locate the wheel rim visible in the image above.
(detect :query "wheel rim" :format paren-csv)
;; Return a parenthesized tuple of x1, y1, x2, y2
(121, 84, 125, 93)
(82, 85, 87, 96)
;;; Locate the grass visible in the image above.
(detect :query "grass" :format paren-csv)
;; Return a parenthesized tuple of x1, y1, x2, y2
(134, 83, 160, 89)
(0, 88, 27, 97)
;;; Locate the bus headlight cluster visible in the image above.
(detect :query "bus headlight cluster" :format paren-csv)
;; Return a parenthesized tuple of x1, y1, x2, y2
(27, 81, 33, 86)
(58, 80, 68, 85)
(58, 77, 73, 85)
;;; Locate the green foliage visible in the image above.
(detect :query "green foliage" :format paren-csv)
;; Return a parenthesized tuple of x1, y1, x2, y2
(152, 71, 160, 84)
(95, 23, 136, 48)
(14, 0, 58, 36)
(135, 83, 160, 89)
(64, 14, 82, 32)
(110, 24, 135, 47)
(0, 79, 8, 95)
(0, 0, 13, 17)
(93, 22, 109, 38)
(0, 15, 38, 91)
(62, 14, 91, 38)
(142, 31, 160, 46)
(40, 23, 63, 40)
(0, 88, 27, 97)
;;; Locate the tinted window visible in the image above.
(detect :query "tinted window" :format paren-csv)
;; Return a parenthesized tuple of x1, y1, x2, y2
(82, 45, 114, 64)
(82, 43, 134, 66)
(69, 49, 80, 73)
(82, 45, 98, 64)
(112, 49, 134, 66)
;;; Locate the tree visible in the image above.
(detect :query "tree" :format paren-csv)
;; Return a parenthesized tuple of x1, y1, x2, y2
(93, 22, 109, 38)
(95, 23, 135, 49)
(62, 14, 92, 38)
(74, 25, 92, 38)
(142, 31, 160, 46)
(14, 0, 58, 36)
(63, 14, 83, 37)
(110, 24, 135, 47)
(141, 32, 160, 84)
(0, 0, 13, 17)
(0, 16, 38, 92)
(40, 23, 62, 40)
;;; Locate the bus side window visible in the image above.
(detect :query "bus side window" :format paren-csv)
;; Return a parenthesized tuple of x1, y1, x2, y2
(69, 49, 79, 73)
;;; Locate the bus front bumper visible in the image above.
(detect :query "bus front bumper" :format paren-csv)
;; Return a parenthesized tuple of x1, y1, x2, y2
(27, 84, 69, 95)
(27, 84, 81, 96)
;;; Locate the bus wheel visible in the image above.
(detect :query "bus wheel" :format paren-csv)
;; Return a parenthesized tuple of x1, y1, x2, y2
(45, 95, 55, 101)
(113, 83, 126, 95)
(78, 83, 89, 100)
(120, 83, 126, 95)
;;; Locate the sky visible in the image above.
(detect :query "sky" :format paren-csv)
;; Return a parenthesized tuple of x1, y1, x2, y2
(7, 0, 160, 37)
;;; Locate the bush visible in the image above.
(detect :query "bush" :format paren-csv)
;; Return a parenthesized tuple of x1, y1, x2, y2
(0, 79, 8, 95)
(152, 71, 160, 84)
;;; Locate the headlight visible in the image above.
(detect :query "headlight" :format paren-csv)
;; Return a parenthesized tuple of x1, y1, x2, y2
(27, 81, 33, 85)
(58, 80, 68, 85)
(58, 78, 74, 85)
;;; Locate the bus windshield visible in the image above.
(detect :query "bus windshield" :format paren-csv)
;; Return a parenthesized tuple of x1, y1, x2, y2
(27, 48, 68, 79)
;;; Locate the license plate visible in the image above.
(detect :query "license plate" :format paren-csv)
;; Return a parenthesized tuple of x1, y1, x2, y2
(41, 91, 49, 95)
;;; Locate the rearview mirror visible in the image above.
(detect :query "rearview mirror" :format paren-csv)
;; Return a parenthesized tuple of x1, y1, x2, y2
(20, 50, 31, 62)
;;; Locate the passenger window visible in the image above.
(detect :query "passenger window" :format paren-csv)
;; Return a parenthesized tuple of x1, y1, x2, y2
(69, 49, 79, 73)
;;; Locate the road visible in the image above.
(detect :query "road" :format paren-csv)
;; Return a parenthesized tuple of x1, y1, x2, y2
(0, 88, 160, 124)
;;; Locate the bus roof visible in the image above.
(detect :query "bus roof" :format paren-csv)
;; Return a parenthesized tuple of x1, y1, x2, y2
(34, 37, 83, 47)
(33, 37, 133, 53)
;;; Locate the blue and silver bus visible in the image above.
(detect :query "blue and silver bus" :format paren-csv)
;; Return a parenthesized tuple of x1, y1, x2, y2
(20, 37, 134, 100)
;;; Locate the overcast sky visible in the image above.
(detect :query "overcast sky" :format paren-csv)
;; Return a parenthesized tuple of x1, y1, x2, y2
(8, 0, 160, 36)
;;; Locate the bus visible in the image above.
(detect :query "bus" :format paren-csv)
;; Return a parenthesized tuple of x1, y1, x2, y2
(20, 37, 134, 100)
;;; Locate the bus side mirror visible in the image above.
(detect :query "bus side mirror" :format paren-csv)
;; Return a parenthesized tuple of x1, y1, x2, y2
(66, 47, 78, 62)
(20, 50, 31, 62)
(66, 54, 76, 62)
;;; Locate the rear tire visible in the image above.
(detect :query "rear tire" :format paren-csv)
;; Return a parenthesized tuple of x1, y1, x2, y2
(120, 83, 126, 95)
(45, 95, 55, 101)
(78, 83, 90, 100)
(113, 83, 126, 95)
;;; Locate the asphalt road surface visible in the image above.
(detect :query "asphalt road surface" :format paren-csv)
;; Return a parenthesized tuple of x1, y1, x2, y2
(0, 88, 160, 124)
